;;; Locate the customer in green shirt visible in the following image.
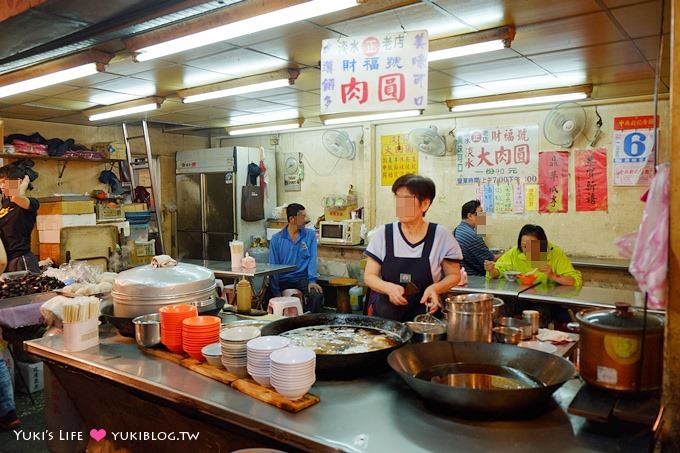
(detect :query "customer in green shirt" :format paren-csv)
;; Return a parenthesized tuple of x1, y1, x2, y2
(485, 224, 582, 286)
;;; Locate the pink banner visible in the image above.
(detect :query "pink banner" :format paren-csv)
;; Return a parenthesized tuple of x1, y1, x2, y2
(575, 148, 608, 212)
(539, 151, 569, 213)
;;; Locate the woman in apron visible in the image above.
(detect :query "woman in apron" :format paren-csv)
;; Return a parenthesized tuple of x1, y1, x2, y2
(364, 174, 463, 322)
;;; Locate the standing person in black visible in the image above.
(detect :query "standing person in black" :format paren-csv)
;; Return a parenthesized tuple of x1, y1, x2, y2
(0, 161, 40, 273)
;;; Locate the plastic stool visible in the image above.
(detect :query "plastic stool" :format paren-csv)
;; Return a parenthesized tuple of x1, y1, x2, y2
(268, 296, 303, 317)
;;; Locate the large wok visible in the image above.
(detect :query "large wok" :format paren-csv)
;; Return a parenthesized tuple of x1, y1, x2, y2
(388, 341, 576, 418)
(261, 313, 411, 379)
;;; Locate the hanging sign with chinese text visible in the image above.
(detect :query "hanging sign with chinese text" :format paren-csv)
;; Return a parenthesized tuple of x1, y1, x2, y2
(575, 148, 608, 212)
(538, 151, 569, 213)
(380, 134, 418, 186)
(525, 184, 539, 212)
(612, 128, 657, 186)
(320, 30, 428, 114)
(455, 125, 539, 185)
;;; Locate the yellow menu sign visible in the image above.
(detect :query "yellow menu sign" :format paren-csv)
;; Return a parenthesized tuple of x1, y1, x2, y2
(380, 134, 418, 186)
(525, 184, 539, 211)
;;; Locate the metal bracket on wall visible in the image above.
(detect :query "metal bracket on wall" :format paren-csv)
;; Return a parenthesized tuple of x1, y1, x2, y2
(56, 160, 68, 183)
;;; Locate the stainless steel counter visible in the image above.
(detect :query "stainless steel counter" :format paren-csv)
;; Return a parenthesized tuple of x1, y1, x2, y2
(181, 259, 296, 278)
(448, 275, 537, 297)
(25, 327, 650, 452)
(521, 284, 664, 314)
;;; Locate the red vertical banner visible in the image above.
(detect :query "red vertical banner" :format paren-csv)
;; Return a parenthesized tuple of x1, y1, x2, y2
(575, 148, 608, 212)
(539, 151, 569, 213)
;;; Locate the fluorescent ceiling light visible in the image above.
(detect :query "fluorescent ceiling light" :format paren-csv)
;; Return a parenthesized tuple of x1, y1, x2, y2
(229, 110, 301, 126)
(0, 63, 100, 99)
(87, 97, 164, 121)
(428, 40, 505, 62)
(228, 122, 302, 136)
(447, 87, 592, 113)
(179, 69, 299, 104)
(184, 79, 289, 103)
(428, 26, 515, 63)
(135, 0, 359, 61)
(478, 74, 587, 94)
(321, 110, 423, 125)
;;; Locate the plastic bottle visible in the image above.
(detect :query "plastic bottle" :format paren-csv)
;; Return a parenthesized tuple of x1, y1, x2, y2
(236, 277, 252, 314)
(349, 285, 363, 311)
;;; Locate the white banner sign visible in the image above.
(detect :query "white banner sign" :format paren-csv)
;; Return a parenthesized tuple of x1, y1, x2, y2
(320, 30, 429, 114)
(455, 125, 540, 185)
(612, 130, 657, 186)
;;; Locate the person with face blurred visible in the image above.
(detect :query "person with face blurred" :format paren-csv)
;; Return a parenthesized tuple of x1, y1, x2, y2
(268, 203, 324, 313)
(364, 174, 462, 322)
(485, 224, 582, 286)
(0, 162, 40, 273)
(454, 199, 496, 276)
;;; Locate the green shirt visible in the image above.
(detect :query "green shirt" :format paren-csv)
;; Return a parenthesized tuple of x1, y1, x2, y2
(488, 241, 582, 286)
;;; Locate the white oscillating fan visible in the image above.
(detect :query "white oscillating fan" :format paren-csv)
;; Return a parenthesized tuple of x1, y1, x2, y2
(407, 126, 447, 156)
(543, 102, 586, 148)
(322, 130, 356, 160)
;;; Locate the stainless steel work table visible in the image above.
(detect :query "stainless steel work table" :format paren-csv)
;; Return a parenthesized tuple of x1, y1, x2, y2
(448, 275, 537, 297)
(181, 259, 296, 278)
(25, 327, 650, 452)
(520, 284, 664, 314)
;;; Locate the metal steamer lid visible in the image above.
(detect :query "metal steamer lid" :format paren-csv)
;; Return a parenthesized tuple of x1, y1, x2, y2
(112, 262, 216, 298)
(577, 302, 665, 332)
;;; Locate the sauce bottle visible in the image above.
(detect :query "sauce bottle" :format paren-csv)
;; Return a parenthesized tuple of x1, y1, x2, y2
(236, 277, 252, 314)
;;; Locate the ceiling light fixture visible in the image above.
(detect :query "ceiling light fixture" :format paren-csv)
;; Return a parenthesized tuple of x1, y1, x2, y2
(446, 85, 592, 112)
(87, 96, 165, 121)
(428, 26, 515, 62)
(320, 110, 423, 126)
(227, 119, 304, 136)
(0, 50, 111, 99)
(179, 69, 300, 104)
(131, 0, 360, 62)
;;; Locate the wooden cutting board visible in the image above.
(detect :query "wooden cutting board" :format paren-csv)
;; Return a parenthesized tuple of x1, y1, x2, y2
(141, 347, 319, 412)
(60, 225, 119, 269)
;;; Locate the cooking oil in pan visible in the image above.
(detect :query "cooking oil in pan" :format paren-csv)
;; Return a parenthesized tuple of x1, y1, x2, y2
(415, 363, 544, 390)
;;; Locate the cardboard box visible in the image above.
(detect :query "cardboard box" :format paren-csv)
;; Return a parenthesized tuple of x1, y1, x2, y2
(91, 142, 127, 160)
(324, 204, 357, 222)
(39, 200, 94, 215)
(39, 243, 61, 264)
(123, 203, 147, 212)
(16, 360, 44, 394)
(135, 239, 156, 257)
(96, 204, 124, 221)
(36, 213, 96, 230)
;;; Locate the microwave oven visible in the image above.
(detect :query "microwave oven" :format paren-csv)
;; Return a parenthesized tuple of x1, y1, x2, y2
(319, 220, 362, 245)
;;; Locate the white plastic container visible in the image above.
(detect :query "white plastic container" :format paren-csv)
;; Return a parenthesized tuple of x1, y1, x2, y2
(63, 317, 99, 352)
(36, 213, 96, 230)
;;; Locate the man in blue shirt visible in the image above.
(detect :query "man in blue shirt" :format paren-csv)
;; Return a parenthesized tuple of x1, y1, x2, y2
(453, 200, 495, 276)
(268, 203, 323, 312)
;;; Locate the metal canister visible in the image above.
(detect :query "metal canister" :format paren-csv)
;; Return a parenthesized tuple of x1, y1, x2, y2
(522, 310, 540, 335)
(444, 293, 494, 343)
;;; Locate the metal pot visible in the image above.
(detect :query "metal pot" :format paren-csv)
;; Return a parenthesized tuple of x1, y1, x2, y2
(576, 303, 664, 392)
(492, 326, 522, 345)
(496, 317, 532, 340)
(444, 293, 494, 343)
(112, 262, 217, 317)
(132, 313, 161, 347)
(261, 313, 411, 379)
(406, 321, 447, 343)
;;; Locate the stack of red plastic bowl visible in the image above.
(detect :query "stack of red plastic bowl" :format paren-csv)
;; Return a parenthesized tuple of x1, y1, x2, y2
(182, 316, 221, 361)
(159, 304, 198, 353)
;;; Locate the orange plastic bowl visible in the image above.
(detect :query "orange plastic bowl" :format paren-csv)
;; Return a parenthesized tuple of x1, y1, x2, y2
(518, 274, 538, 285)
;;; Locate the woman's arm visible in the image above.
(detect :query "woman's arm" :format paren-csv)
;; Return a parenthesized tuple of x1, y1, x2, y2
(364, 256, 407, 306)
(420, 260, 461, 313)
(0, 238, 7, 274)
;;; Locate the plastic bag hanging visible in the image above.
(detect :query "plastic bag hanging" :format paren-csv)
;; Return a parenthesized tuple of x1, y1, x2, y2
(629, 163, 669, 309)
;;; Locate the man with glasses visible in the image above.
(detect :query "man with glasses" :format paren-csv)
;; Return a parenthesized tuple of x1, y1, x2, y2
(268, 203, 324, 312)
(453, 200, 495, 276)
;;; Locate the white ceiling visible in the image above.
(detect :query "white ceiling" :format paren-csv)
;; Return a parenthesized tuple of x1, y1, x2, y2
(0, 0, 670, 133)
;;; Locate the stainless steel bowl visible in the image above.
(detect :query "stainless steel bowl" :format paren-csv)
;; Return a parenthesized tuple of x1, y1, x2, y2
(132, 313, 161, 347)
(406, 322, 447, 343)
(492, 326, 522, 345)
(496, 317, 532, 340)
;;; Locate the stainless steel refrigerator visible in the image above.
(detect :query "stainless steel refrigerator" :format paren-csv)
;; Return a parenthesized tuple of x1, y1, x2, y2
(175, 146, 277, 261)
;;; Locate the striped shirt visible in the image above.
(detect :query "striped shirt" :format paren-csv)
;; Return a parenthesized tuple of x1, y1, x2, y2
(453, 221, 494, 276)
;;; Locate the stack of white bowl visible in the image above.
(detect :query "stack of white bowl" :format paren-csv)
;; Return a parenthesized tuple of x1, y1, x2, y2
(220, 325, 261, 378)
(246, 336, 291, 387)
(270, 347, 316, 400)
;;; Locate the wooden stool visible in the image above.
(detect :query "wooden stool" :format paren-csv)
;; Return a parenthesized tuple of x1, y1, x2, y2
(329, 277, 358, 314)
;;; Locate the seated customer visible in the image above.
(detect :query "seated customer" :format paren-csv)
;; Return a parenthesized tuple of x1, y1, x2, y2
(454, 200, 495, 276)
(0, 236, 21, 431)
(485, 224, 582, 286)
(268, 203, 324, 313)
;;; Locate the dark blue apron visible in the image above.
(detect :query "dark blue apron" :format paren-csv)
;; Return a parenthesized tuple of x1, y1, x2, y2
(372, 222, 436, 322)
